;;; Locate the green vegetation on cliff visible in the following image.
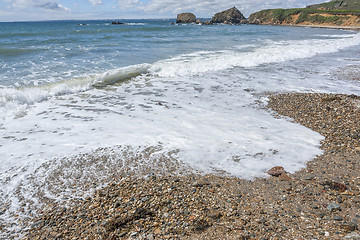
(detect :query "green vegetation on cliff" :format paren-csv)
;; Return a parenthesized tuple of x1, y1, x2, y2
(248, 1, 360, 26)
(307, 0, 360, 10)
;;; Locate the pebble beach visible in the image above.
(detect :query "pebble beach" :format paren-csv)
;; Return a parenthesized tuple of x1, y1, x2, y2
(22, 92, 360, 240)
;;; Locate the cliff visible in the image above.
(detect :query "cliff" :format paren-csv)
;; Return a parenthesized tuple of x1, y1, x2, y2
(307, 0, 360, 10)
(248, 0, 360, 27)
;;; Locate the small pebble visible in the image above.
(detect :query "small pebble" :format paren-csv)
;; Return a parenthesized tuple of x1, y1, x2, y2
(327, 203, 341, 212)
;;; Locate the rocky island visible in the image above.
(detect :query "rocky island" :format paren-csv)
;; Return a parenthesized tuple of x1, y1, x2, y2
(176, 7, 248, 25)
(210, 7, 247, 24)
(174, 1, 360, 28)
(176, 13, 197, 24)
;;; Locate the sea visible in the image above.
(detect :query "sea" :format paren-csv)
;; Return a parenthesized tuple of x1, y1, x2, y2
(0, 19, 360, 236)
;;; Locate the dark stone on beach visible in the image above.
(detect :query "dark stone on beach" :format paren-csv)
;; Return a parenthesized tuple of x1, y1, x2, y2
(334, 216, 343, 221)
(112, 21, 124, 25)
(267, 166, 286, 177)
(192, 178, 210, 188)
(207, 209, 222, 220)
(310, 203, 319, 209)
(104, 207, 154, 231)
(176, 13, 196, 23)
(327, 203, 341, 212)
(192, 219, 211, 232)
(304, 175, 313, 180)
(322, 181, 347, 192)
(278, 173, 291, 181)
(344, 232, 360, 239)
(342, 222, 358, 231)
(211, 7, 247, 24)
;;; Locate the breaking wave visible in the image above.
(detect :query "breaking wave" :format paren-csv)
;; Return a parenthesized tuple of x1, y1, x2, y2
(1, 32, 359, 118)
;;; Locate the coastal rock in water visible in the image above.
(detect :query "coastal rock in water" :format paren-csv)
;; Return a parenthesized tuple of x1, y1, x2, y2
(176, 13, 196, 23)
(267, 166, 286, 177)
(248, 18, 261, 25)
(112, 21, 124, 25)
(195, 19, 202, 24)
(247, 12, 266, 25)
(211, 7, 247, 24)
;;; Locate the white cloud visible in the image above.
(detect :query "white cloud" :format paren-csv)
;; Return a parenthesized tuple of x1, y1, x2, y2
(6, 0, 32, 8)
(136, 0, 328, 17)
(118, 0, 140, 10)
(89, 0, 102, 6)
(0, 0, 328, 22)
(6, 0, 70, 11)
(34, 1, 69, 11)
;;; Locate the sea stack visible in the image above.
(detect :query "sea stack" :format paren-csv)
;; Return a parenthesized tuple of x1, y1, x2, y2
(211, 7, 247, 24)
(176, 13, 197, 23)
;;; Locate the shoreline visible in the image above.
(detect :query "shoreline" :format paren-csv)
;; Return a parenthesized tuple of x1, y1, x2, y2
(21, 92, 360, 239)
(252, 23, 360, 31)
(284, 24, 360, 31)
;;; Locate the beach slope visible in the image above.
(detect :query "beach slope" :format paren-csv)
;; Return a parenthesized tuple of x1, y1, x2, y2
(24, 93, 360, 239)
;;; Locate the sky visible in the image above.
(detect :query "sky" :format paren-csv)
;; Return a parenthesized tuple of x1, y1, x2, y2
(0, 0, 327, 22)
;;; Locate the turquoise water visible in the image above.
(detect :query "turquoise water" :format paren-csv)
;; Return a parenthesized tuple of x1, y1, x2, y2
(1, 20, 360, 237)
(1, 19, 251, 86)
(2, 20, 355, 87)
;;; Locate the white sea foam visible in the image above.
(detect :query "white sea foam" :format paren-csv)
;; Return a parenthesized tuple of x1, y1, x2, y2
(0, 64, 150, 118)
(151, 33, 360, 77)
(126, 23, 146, 25)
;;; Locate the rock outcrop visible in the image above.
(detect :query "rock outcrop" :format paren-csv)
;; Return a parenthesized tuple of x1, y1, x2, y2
(211, 7, 247, 24)
(176, 13, 197, 23)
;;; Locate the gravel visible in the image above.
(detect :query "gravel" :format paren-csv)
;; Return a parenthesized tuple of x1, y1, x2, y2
(19, 93, 360, 239)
